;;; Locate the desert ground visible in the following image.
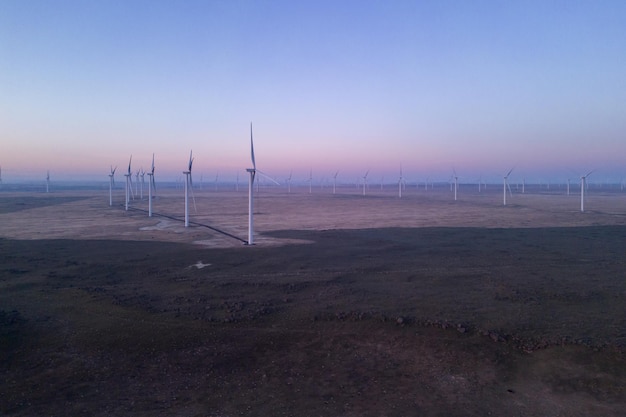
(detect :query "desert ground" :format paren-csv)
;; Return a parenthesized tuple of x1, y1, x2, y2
(1, 184, 625, 416)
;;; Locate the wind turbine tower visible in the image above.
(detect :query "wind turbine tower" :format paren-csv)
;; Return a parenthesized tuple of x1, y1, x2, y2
(46, 171, 50, 193)
(108, 165, 116, 206)
(333, 171, 339, 195)
(183, 151, 194, 227)
(398, 167, 404, 198)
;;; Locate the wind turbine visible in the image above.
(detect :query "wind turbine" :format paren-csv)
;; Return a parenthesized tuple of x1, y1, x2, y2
(108, 165, 117, 206)
(333, 171, 339, 194)
(567, 178, 571, 196)
(183, 150, 195, 227)
(452, 169, 458, 201)
(214, 172, 219, 191)
(124, 156, 132, 211)
(308, 169, 313, 194)
(46, 170, 50, 193)
(147, 154, 156, 217)
(362, 169, 369, 196)
(580, 170, 594, 212)
(246, 124, 279, 244)
(286, 171, 293, 193)
(134, 170, 140, 199)
(246, 124, 258, 245)
(398, 166, 404, 198)
(139, 168, 145, 200)
(0, 165, 2, 184)
(503, 167, 514, 206)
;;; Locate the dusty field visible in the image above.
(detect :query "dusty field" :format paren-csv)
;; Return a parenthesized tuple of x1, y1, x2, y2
(1, 186, 625, 416)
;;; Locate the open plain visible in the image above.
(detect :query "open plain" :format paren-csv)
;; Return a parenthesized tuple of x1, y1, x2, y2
(1, 185, 625, 416)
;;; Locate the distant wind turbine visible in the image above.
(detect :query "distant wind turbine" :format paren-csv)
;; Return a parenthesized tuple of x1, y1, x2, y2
(183, 150, 195, 227)
(108, 165, 117, 206)
(134, 170, 140, 199)
(147, 154, 156, 217)
(362, 169, 370, 196)
(139, 168, 145, 200)
(124, 156, 132, 211)
(46, 170, 50, 193)
(333, 171, 339, 195)
(398, 166, 404, 198)
(452, 169, 458, 201)
(503, 167, 514, 206)
(286, 171, 293, 194)
(308, 169, 313, 194)
(580, 170, 594, 212)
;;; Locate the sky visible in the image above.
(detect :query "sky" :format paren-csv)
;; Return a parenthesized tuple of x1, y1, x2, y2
(1, 0, 626, 184)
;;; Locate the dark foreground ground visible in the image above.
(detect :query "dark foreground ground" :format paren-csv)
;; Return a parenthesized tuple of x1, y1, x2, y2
(1, 227, 625, 416)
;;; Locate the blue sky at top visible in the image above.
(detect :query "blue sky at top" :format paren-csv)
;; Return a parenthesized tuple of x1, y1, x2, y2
(1, 0, 625, 183)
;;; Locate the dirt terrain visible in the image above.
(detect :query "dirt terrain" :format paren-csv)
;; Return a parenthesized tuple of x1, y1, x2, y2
(1, 186, 625, 416)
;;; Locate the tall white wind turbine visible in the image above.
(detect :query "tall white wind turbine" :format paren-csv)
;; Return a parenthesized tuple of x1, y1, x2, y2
(108, 165, 117, 206)
(147, 154, 156, 217)
(124, 156, 132, 211)
(580, 170, 594, 212)
(503, 167, 514, 206)
(246, 124, 279, 244)
(398, 166, 404, 198)
(247, 124, 257, 244)
(183, 150, 194, 227)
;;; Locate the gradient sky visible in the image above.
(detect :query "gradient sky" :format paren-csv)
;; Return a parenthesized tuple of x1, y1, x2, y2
(2, 0, 625, 183)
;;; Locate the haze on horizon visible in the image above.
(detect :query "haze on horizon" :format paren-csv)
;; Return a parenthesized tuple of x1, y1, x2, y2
(1, 1, 625, 184)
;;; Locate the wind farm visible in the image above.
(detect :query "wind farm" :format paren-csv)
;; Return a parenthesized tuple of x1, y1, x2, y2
(2, 1, 626, 416)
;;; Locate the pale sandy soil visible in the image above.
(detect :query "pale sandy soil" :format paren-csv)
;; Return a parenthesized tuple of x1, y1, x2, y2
(1, 185, 625, 245)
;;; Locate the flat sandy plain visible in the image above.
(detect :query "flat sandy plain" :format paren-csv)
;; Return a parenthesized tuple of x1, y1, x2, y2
(1, 185, 625, 416)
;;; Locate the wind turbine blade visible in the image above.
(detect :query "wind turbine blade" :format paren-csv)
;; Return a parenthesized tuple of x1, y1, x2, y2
(128, 156, 132, 174)
(506, 167, 514, 177)
(188, 150, 193, 171)
(585, 169, 595, 178)
(257, 169, 281, 185)
(151, 153, 155, 174)
(507, 182, 513, 196)
(250, 123, 256, 170)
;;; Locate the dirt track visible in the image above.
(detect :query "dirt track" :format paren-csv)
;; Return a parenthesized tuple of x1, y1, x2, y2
(1, 187, 625, 416)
